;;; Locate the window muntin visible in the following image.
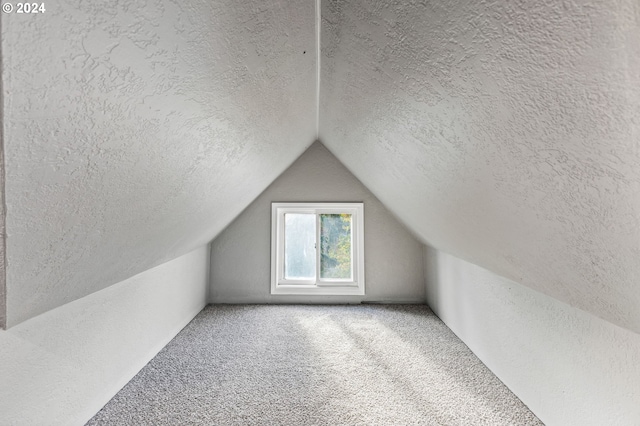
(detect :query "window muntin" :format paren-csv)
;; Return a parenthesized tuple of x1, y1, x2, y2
(271, 203, 365, 295)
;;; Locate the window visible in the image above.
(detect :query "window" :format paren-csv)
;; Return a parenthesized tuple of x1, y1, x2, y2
(271, 202, 365, 295)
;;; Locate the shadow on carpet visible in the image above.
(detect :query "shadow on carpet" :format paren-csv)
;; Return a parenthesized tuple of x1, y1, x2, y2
(87, 304, 543, 425)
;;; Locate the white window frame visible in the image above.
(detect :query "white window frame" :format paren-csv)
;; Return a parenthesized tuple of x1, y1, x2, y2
(271, 202, 365, 296)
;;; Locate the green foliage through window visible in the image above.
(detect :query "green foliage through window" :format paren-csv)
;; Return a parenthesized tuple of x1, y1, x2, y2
(320, 214, 352, 279)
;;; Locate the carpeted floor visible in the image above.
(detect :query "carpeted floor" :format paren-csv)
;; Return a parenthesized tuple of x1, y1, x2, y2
(87, 305, 542, 425)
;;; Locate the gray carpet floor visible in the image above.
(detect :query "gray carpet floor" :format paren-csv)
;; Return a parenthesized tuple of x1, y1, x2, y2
(87, 305, 542, 425)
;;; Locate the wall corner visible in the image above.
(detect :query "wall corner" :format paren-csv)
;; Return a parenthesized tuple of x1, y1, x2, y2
(205, 243, 212, 304)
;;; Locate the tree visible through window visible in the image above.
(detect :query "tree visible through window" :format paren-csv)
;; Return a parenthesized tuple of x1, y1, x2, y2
(320, 214, 352, 279)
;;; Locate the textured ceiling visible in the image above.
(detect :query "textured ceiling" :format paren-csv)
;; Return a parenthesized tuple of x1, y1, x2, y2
(2, 0, 639, 332)
(320, 0, 640, 333)
(1, 0, 315, 326)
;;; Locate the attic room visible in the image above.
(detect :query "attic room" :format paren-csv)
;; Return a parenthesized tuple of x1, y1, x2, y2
(0, 0, 639, 425)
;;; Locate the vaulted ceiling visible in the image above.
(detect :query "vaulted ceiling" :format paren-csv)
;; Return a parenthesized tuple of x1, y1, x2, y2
(2, 0, 639, 332)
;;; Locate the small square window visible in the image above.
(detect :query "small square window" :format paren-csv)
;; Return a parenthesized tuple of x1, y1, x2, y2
(271, 203, 365, 295)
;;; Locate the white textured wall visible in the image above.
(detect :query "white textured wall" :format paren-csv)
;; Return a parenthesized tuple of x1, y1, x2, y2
(0, 246, 208, 426)
(0, 103, 4, 330)
(210, 142, 425, 304)
(424, 246, 640, 426)
(0, 12, 5, 330)
(320, 0, 640, 333)
(1, 0, 315, 326)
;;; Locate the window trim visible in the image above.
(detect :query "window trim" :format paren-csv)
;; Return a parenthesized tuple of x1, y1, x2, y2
(271, 202, 365, 296)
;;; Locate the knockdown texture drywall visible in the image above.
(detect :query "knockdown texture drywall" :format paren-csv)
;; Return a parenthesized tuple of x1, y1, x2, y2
(425, 247, 640, 426)
(320, 0, 640, 333)
(210, 142, 425, 304)
(1, 0, 316, 326)
(0, 12, 5, 330)
(0, 144, 4, 330)
(0, 246, 209, 426)
(0, 105, 4, 330)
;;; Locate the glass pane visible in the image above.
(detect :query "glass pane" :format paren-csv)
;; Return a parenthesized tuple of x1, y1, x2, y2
(320, 214, 352, 279)
(284, 214, 316, 280)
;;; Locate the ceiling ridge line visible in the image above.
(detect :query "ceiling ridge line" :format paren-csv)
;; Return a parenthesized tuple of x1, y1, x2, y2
(315, 0, 321, 140)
